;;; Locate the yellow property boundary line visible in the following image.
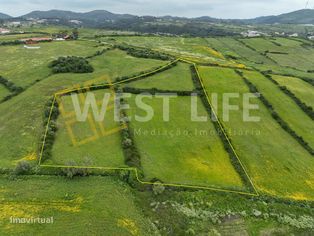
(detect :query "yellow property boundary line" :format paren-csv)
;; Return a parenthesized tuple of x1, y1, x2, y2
(38, 58, 259, 197)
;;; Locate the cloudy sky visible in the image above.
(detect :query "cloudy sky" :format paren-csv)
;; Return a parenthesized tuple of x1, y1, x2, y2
(0, 0, 310, 18)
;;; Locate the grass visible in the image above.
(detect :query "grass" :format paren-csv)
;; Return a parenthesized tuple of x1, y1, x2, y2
(124, 62, 195, 91)
(109, 36, 238, 66)
(0, 176, 155, 235)
(0, 45, 167, 168)
(205, 37, 274, 65)
(0, 33, 47, 42)
(240, 38, 284, 53)
(271, 74, 314, 107)
(126, 94, 244, 189)
(0, 84, 11, 101)
(49, 89, 125, 167)
(240, 37, 314, 71)
(198, 66, 314, 200)
(90, 49, 168, 81)
(0, 40, 100, 88)
(242, 70, 314, 147)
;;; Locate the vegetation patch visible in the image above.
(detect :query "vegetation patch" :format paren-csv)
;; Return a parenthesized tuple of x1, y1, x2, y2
(49, 56, 94, 74)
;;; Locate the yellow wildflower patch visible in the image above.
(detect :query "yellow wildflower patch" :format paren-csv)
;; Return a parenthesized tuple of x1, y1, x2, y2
(117, 218, 139, 236)
(13, 152, 37, 164)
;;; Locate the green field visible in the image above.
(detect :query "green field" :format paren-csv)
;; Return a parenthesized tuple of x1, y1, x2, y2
(0, 84, 11, 101)
(124, 62, 195, 91)
(50, 89, 125, 167)
(126, 94, 244, 189)
(205, 37, 274, 65)
(0, 33, 48, 42)
(242, 70, 314, 147)
(0, 47, 167, 168)
(198, 66, 314, 200)
(241, 37, 314, 71)
(109, 36, 240, 66)
(0, 176, 154, 236)
(271, 74, 314, 107)
(0, 40, 99, 87)
(1, 29, 314, 234)
(90, 49, 168, 81)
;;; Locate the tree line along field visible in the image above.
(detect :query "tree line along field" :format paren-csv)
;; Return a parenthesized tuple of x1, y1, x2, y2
(0, 27, 313, 234)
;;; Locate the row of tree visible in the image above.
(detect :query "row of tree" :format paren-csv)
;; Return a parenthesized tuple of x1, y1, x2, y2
(114, 44, 173, 61)
(40, 98, 60, 161)
(0, 76, 24, 102)
(190, 66, 255, 191)
(262, 73, 314, 120)
(236, 70, 314, 156)
(122, 86, 195, 96)
(116, 61, 177, 84)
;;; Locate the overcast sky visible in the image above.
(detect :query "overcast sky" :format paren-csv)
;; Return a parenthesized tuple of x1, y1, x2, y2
(0, 0, 310, 18)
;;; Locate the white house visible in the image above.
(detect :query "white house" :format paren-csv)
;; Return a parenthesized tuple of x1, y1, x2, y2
(0, 28, 10, 34)
(289, 33, 299, 37)
(241, 30, 262, 38)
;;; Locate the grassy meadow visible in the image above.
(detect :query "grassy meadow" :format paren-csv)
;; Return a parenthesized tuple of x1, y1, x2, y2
(242, 70, 314, 147)
(0, 84, 11, 101)
(198, 66, 314, 200)
(126, 94, 244, 189)
(124, 62, 195, 91)
(0, 176, 155, 236)
(0, 28, 314, 234)
(0, 46, 167, 168)
(50, 89, 125, 167)
(271, 74, 314, 107)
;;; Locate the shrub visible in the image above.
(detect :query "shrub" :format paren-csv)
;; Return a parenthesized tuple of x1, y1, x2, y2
(14, 161, 31, 175)
(49, 56, 94, 74)
(153, 182, 166, 195)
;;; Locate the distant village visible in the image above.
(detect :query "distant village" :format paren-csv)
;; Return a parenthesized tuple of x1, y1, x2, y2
(240, 30, 314, 40)
(0, 22, 79, 47)
(1, 17, 314, 40)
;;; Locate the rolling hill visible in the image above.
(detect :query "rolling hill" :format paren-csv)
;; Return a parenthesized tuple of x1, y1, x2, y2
(0, 12, 11, 19)
(15, 9, 314, 25)
(247, 9, 314, 24)
(21, 9, 135, 21)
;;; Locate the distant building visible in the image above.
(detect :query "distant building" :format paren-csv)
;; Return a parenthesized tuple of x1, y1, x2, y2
(0, 28, 10, 34)
(274, 32, 285, 36)
(20, 37, 53, 44)
(241, 30, 262, 38)
(8, 21, 21, 27)
(69, 20, 82, 25)
(289, 33, 299, 37)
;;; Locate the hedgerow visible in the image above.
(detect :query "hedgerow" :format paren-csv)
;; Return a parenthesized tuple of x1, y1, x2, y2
(122, 87, 195, 96)
(0, 76, 24, 102)
(261, 73, 314, 120)
(115, 61, 177, 83)
(236, 70, 314, 156)
(40, 97, 60, 162)
(190, 65, 254, 191)
(116, 89, 142, 171)
(114, 44, 174, 61)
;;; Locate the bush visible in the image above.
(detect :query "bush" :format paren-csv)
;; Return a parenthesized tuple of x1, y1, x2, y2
(49, 56, 94, 74)
(153, 182, 166, 195)
(40, 97, 60, 161)
(14, 161, 31, 175)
